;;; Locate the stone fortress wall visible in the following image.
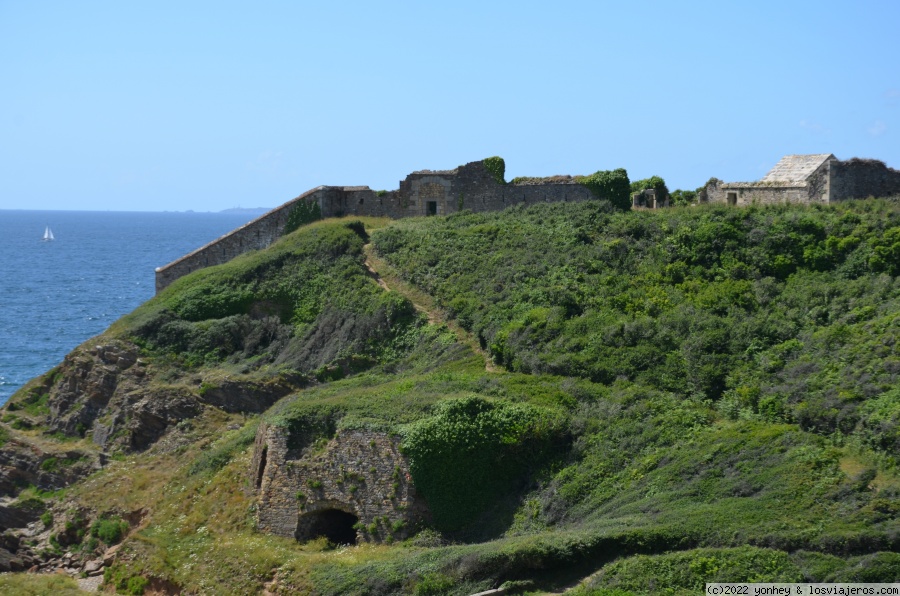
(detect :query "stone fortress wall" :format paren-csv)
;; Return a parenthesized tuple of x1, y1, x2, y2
(251, 422, 428, 544)
(155, 159, 596, 293)
(156, 154, 900, 293)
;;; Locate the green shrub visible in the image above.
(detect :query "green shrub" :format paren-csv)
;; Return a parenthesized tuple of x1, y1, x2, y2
(414, 572, 455, 595)
(670, 189, 698, 206)
(284, 200, 322, 235)
(578, 168, 631, 210)
(585, 547, 802, 593)
(126, 575, 149, 595)
(91, 516, 129, 545)
(104, 565, 148, 594)
(630, 175, 669, 203)
(482, 156, 505, 185)
(401, 396, 566, 531)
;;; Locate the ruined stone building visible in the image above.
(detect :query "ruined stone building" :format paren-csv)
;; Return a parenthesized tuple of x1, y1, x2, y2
(155, 159, 601, 292)
(250, 422, 429, 545)
(154, 154, 900, 293)
(632, 188, 668, 209)
(703, 154, 900, 207)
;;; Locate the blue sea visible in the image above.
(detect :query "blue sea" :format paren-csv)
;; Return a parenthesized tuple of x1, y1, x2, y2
(0, 210, 261, 404)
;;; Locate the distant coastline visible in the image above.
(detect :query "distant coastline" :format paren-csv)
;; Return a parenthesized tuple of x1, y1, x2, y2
(219, 207, 272, 215)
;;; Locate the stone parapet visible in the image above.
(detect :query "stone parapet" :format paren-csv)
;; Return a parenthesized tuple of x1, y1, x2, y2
(154, 186, 334, 293)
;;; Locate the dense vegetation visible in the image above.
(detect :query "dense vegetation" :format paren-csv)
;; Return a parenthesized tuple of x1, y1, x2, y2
(1, 198, 899, 594)
(118, 217, 420, 376)
(373, 200, 900, 464)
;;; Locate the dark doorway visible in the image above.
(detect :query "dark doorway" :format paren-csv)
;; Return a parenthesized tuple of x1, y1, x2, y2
(426, 201, 437, 216)
(296, 509, 359, 545)
(727, 192, 738, 206)
(255, 446, 267, 489)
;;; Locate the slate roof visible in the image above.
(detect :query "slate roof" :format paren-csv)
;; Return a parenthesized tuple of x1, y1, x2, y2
(760, 154, 836, 183)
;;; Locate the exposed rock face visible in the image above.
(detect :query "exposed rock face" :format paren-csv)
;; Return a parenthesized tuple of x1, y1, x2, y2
(20, 339, 270, 452)
(0, 439, 97, 497)
(198, 377, 295, 414)
(252, 422, 428, 544)
(0, 500, 44, 532)
(2, 335, 310, 490)
(47, 340, 153, 443)
(0, 530, 33, 572)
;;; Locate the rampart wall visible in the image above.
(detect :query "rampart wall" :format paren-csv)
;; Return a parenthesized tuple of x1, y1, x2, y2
(155, 160, 597, 292)
(154, 186, 339, 293)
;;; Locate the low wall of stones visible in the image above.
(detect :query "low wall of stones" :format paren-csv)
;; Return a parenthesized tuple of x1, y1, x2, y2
(830, 158, 900, 201)
(704, 180, 812, 206)
(252, 422, 427, 544)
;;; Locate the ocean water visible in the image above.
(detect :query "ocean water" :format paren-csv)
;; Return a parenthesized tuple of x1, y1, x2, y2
(0, 210, 259, 404)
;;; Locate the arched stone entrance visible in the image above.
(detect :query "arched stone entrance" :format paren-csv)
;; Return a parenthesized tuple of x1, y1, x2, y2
(296, 508, 359, 545)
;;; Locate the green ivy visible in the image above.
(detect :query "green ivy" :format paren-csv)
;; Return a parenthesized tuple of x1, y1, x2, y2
(482, 156, 506, 185)
(578, 168, 631, 210)
(284, 200, 322, 235)
(401, 396, 566, 531)
(631, 175, 670, 204)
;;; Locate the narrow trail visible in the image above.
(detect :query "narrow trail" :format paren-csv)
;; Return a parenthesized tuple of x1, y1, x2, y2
(363, 243, 498, 372)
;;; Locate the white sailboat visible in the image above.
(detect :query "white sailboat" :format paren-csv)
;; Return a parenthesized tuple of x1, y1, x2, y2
(42, 226, 55, 241)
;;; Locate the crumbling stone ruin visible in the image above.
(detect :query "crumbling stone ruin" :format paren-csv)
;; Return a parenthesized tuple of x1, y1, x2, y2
(155, 159, 599, 292)
(703, 154, 900, 207)
(155, 154, 900, 293)
(251, 422, 428, 545)
(632, 188, 668, 209)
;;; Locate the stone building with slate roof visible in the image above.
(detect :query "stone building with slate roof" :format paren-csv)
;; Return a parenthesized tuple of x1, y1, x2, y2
(703, 154, 900, 207)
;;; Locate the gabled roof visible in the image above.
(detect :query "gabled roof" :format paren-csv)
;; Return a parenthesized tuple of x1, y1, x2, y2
(760, 154, 836, 183)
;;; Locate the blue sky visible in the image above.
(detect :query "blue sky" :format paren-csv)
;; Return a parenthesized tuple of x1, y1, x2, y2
(1, 1, 898, 212)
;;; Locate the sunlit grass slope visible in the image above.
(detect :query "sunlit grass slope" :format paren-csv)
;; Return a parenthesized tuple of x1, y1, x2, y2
(3, 202, 898, 595)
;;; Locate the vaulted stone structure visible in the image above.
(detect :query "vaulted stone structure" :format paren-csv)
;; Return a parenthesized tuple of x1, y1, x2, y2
(250, 422, 429, 544)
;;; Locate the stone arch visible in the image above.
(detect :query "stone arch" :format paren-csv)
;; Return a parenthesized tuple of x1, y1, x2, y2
(296, 506, 359, 545)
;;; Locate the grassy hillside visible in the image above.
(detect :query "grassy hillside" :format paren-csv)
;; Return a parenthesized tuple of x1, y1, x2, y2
(0, 200, 898, 594)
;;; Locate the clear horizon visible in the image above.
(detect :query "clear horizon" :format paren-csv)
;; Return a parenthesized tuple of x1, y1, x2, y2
(2, 1, 898, 212)
(0, 207, 272, 213)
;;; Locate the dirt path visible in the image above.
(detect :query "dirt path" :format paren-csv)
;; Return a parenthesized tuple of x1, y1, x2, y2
(363, 244, 498, 372)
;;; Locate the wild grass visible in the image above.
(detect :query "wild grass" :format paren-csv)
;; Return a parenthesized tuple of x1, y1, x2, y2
(0, 574, 86, 595)
(5, 204, 900, 593)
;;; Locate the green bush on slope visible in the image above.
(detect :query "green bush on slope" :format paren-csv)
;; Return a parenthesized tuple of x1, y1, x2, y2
(118, 219, 423, 373)
(16, 200, 900, 594)
(372, 200, 900, 457)
(401, 396, 568, 531)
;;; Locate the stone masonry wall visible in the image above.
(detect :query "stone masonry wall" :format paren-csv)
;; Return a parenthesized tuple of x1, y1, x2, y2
(155, 161, 599, 292)
(707, 182, 812, 206)
(314, 161, 596, 220)
(252, 422, 427, 544)
(154, 186, 342, 293)
(830, 158, 900, 201)
(704, 158, 899, 207)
